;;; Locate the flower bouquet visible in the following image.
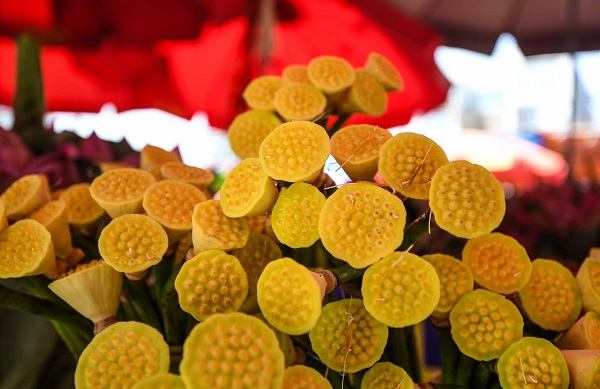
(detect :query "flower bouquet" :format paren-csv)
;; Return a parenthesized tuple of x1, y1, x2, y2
(2, 49, 600, 389)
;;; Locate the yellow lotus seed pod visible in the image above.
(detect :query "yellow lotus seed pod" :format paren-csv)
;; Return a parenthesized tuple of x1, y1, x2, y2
(364, 52, 403, 92)
(131, 373, 186, 389)
(159, 161, 214, 190)
(140, 144, 180, 171)
(75, 321, 170, 389)
(257, 257, 323, 335)
(556, 311, 600, 350)
(233, 233, 282, 293)
(378, 132, 449, 199)
(561, 350, 600, 389)
(422, 253, 474, 319)
(247, 215, 268, 235)
(577, 255, 600, 314)
(98, 214, 169, 274)
(242, 75, 286, 111)
(28, 200, 73, 258)
(273, 82, 327, 121)
(283, 365, 332, 389)
(518, 258, 582, 331)
(282, 64, 311, 84)
(175, 249, 249, 321)
(191, 200, 249, 254)
(1, 173, 51, 221)
(338, 69, 388, 117)
(0, 198, 8, 233)
(0, 219, 55, 278)
(180, 312, 285, 389)
(360, 362, 413, 389)
(330, 124, 392, 182)
(59, 183, 106, 228)
(99, 161, 130, 173)
(309, 298, 388, 373)
(307, 55, 355, 95)
(362, 251, 440, 327)
(462, 232, 532, 294)
(497, 337, 569, 389)
(271, 182, 325, 248)
(318, 182, 406, 269)
(89, 168, 156, 219)
(259, 121, 330, 183)
(450, 289, 523, 361)
(227, 110, 283, 160)
(143, 180, 207, 245)
(429, 160, 506, 239)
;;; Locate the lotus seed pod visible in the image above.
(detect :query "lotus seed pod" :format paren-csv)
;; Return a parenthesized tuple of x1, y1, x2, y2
(497, 337, 569, 389)
(227, 110, 283, 160)
(259, 121, 330, 183)
(28, 200, 73, 258)
(462, 232, 532, 294)
(364, 52, 403, 92)
(173, 231, 192, 266)
(98, 214, 169, 274)
(560, 349, 600, 389)
(242, 75, 286, 111)
(139, 144, 180, 171)
(0, 198, 8, 233)
(271, 182, 326, 248)
(159, 161, 215, 190)
(429, 160, 506, 239)
(330, 124, 392, 182)
(309, 298, 388, 373)
(0, 219, 56, 278)
(283, 365, 332, 389)
(131, 373, 186, 389)
(281, 64, 311, 85)
(273, 82, 328, 121)
(1, 173, 51, 221)
(378, 132, 449, 199)
(247, 215, 268, 235)
(360, 362, 413, 389)
(591, 247, 600, 259)
(254, 312, 297, 367)
(338, 69, 388, 117)
(191, 200, 249, 254)
(257, 257, 323, 335)
(175, 249, 249, 321)
(143, 180, 207, 245)
(518, 258, 582, 332)
(233, 233, 282, 293)
(48, 260, 122, 324)
(318, 182, 406, 269)
(422, 253, 474, 319)
(220, 158, 279, 218)
(59, 183, 106, 229)
(362, 251, 440, 327)
(556, 311, 600, 350)
(180, 312, 285, 389)
(89, 168, 156, 219)
(307, 55, 356, 95)
(450, 289, 523, 361)
(98, 161, 130, 173)
(75, 321, 170, 389)
(576, 255, 600, 314)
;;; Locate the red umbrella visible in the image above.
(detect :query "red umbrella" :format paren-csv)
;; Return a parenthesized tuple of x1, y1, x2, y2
(0, 0, 449, 129)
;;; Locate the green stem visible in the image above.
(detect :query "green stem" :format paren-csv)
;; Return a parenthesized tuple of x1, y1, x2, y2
(471, 360, 493, 389)
(329, 264, 367, 285)
(327, 112, 351, 137)
(118, 294, 139, 321)
(455, 353, 476, 387)
(398, 210, 432, 251)
(387, 327, 415, 379)
(405, 324, 422, 383)
(436, 326, 460, 386)
(51, 320, 91, 360)
(159, 264, 184, 345)
(123, 277, 163, 332)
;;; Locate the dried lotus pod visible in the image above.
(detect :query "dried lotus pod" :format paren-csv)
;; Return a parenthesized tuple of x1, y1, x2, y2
(242, 75, 285, 111)
(180, 312, 285, 389)
(364, 52, 403, 92)
(220, 158, 279, 218)
(429, 160, 506, 239)
(307, 55, 355, 96)
(0, 198, 7, 233)
(462, 232, 532, 294)
(362, 251, 440, 327)
(360, 362, 413, 389)
(159, 161, 214, 190)
(497, 337, 569, 389)
(271, 182, 325, 248)
(233, 234, 282, 293)
(378, 132, 449, 199)
(273, 82, 327, 121)
(139, 144, 180, 171)
(560, 349, 600, 389)
(318, 182, 406, 269)
(283, 365, 332, 389)
(174, 249, 248, 321)
(309, 298, 388, 373)
(131, 373, 186, 389)
(75, 321, 170, 389)
(556, 311, 600, 349)
(259, 121, 330, 183)
(330, 124, 392, 182)
(59, 183, 105, 229)
(191, 200, 249, 254)
(227, 110, 282, 160)
(281, 64, 311, 84)
(450, 289, 523, 361)
(338, 69, 387, 117)
(48, 260, 122, 334)
(577, 255, 600, 314)
(257, 257, 324, 335)
(143, 180, 207, 245)
(89, 168, 156, 219)
(28, 200, 73, 259)
(0, 173, 51, 221)
(518, 258, 582, 331)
